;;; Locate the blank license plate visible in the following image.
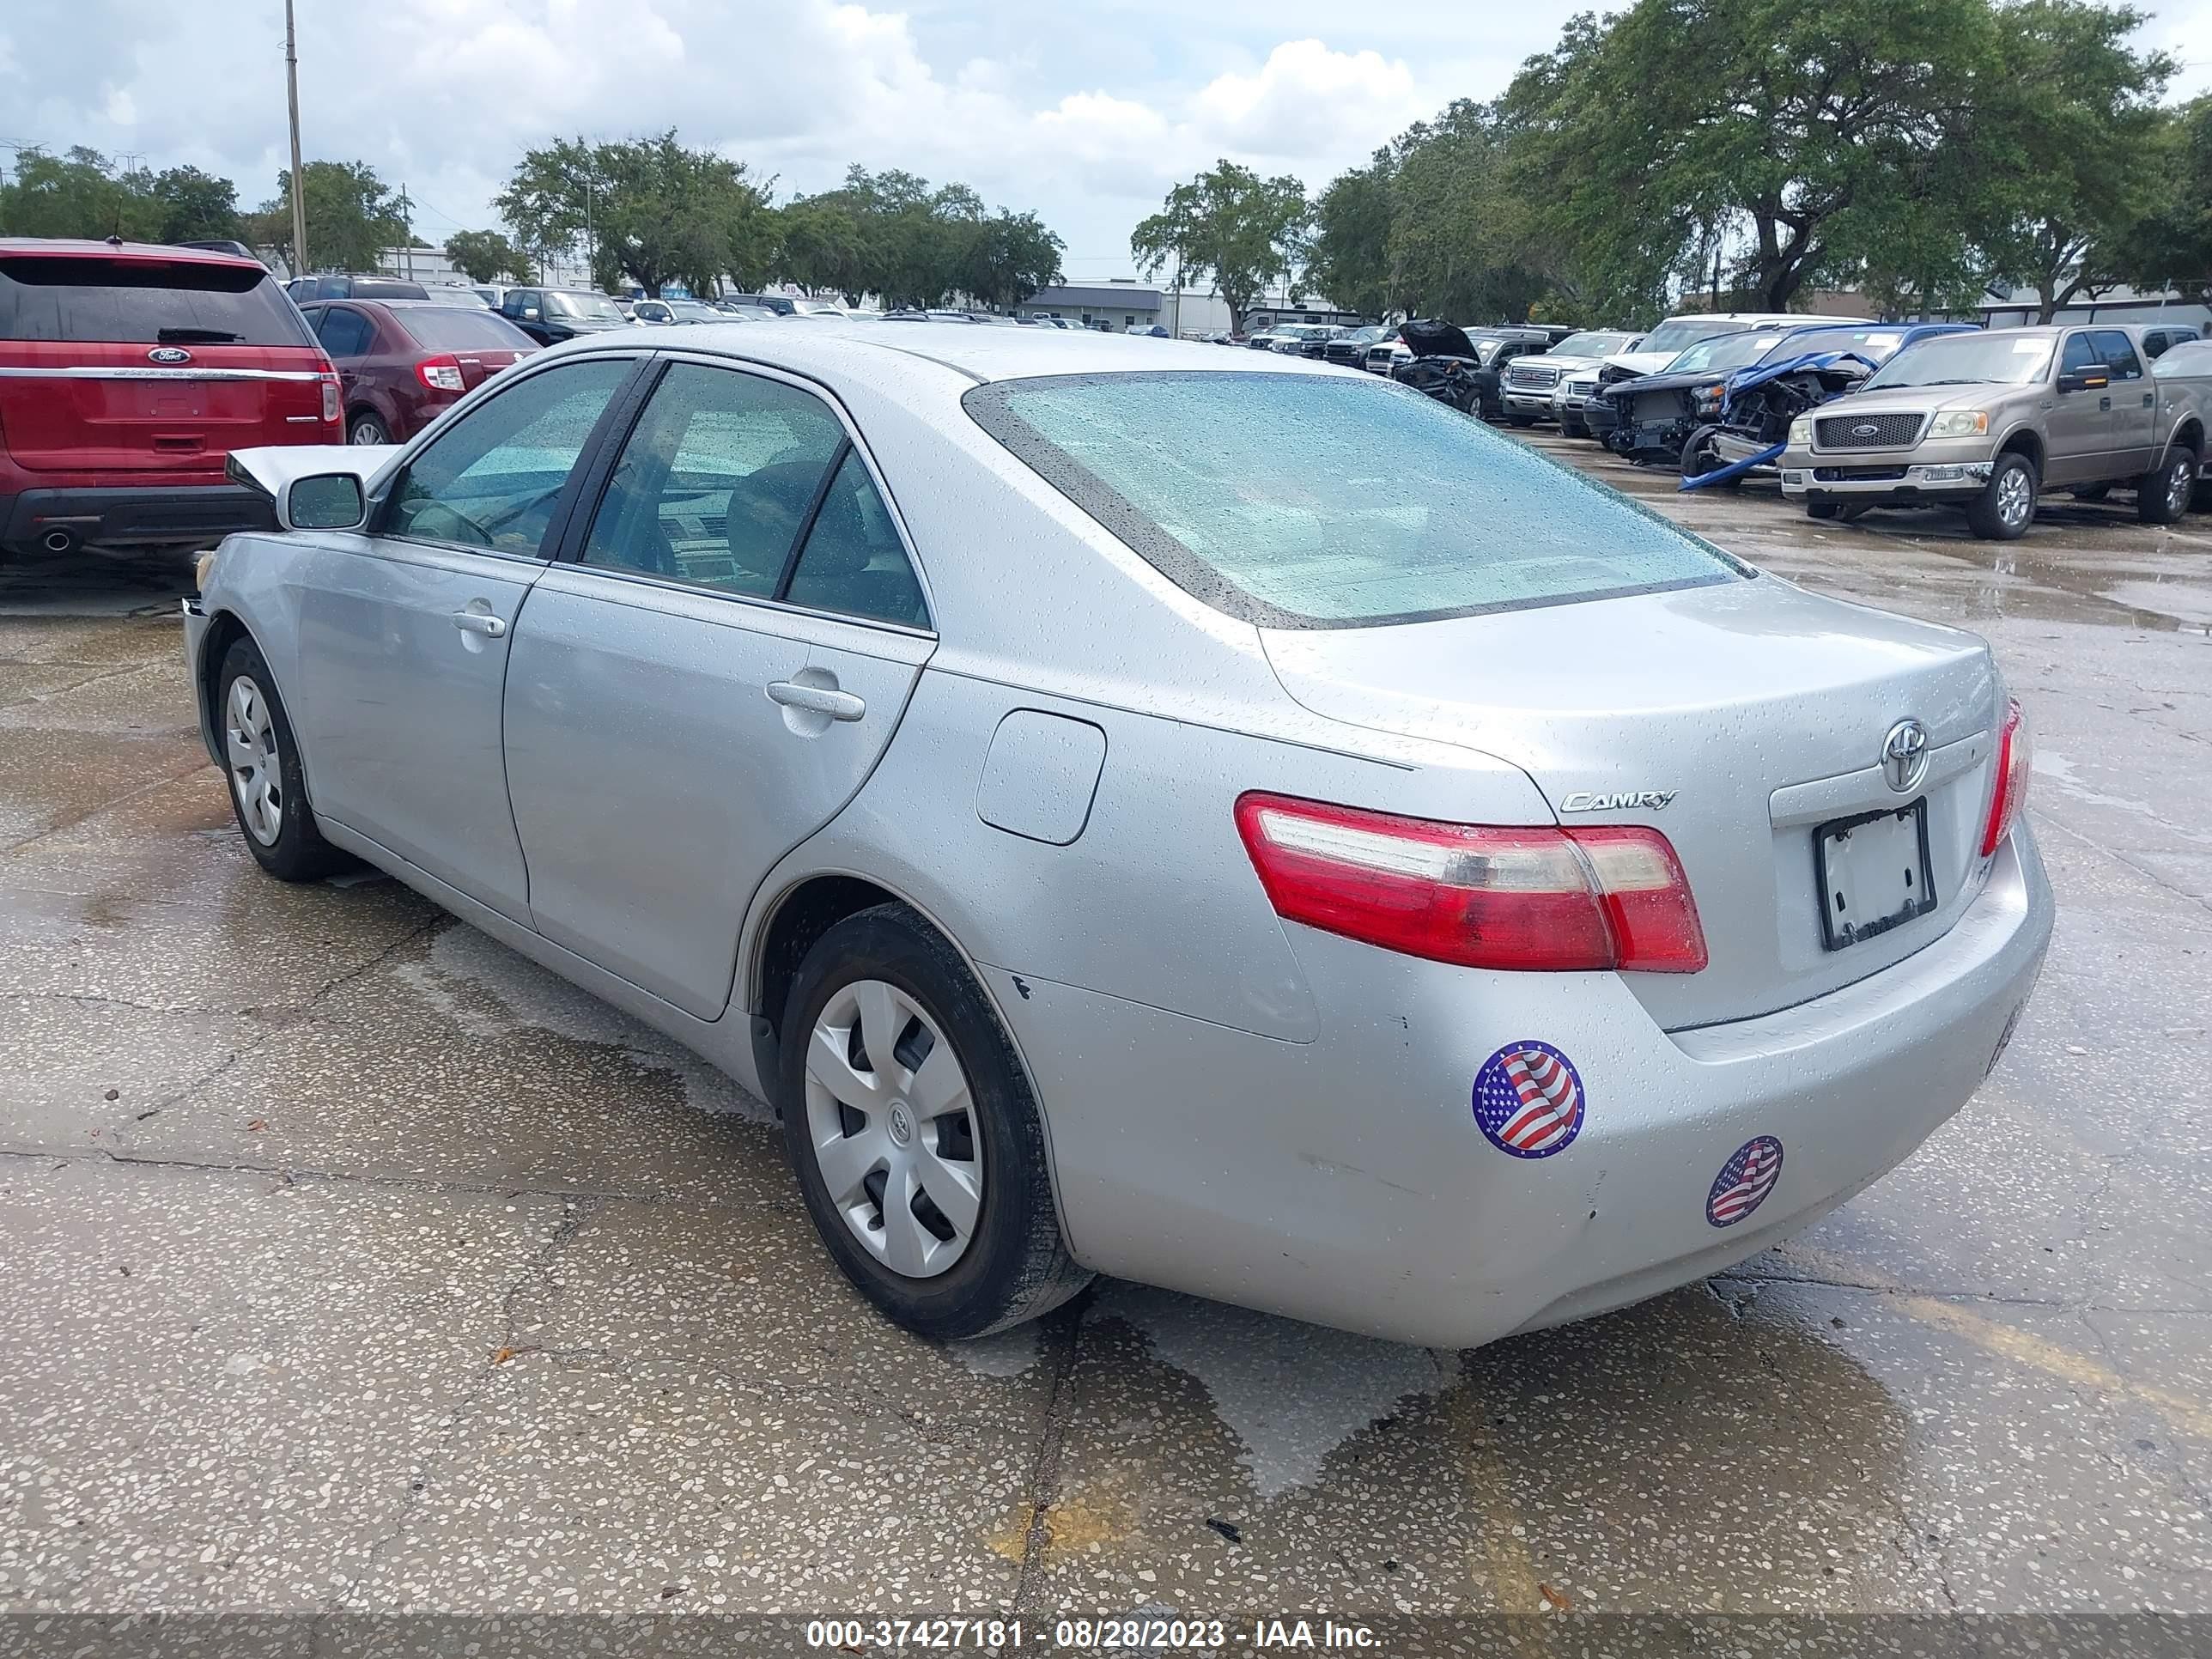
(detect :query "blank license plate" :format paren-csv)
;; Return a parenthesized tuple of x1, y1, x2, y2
(1814, 799, 1936, 951)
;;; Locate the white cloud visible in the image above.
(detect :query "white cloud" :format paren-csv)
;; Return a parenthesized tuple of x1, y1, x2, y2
(1191, 40, 1423, 160)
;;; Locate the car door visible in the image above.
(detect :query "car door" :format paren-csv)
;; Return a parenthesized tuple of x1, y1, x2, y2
(2045, 330, 2116, 485)
(289, 352, 641, 923)
(308, 303, 377, 426)
(2092, 329, 2154, 472)
(501, 288, 553, 346)
(501, 356, 934, 1019)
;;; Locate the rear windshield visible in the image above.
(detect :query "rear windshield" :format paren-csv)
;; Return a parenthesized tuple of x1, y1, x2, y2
(398, 307, 537, 349)
(966, 371, 1741, 628)
(0, 255, 315, 347)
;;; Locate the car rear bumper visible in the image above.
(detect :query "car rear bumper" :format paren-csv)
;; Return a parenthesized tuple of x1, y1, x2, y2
(0, 483, 276, 552)
(1780, 458, 1992, 502)
(997, 825, 2051, 1349)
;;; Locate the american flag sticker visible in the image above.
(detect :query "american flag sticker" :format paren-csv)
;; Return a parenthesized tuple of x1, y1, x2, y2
(1471, 1041, 1586, 1159)
(1705, 1135, 1785, 1228)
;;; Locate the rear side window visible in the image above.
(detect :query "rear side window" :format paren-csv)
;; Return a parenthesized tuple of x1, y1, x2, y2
(0, 255, 314, 347)
(397, 307, 536, 350)
(2091, 329, 2143, 380)
(966, 371, 1741, 628)
(313, 307, 374, 358)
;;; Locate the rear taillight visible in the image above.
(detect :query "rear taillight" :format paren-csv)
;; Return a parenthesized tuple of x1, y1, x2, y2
(1978, 697, 2030, 858)
(417, 356, 466, 392)
(319, 374, 340, 423)
(1234, 793, 1707, 974)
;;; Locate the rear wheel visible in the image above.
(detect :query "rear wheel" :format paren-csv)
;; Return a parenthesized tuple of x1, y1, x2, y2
(216, 637, 353, 883)
(778, 903, 1090, 1340)
(1965, 452, 2038, 540)
(2137, 444, 2198, 525)
(347, 410, 392, 446)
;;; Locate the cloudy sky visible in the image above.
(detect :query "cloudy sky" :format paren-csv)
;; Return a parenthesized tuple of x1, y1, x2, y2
(3, 0, 2209, 282)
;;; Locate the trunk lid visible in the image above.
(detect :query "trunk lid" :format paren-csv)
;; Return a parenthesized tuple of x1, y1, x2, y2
(1262, 579, 2004, 1030)
(0, 247, 333, 473)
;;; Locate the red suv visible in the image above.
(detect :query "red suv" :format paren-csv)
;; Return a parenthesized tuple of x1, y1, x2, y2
(1, 239, 340, 559)
(298, 298, 537, 445)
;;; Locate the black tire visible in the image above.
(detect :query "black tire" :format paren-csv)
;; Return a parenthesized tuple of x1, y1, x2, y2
(1504, 411, 1535, 428)
(214, 636, 353, 883)
(1807, 501, 1841, 520)
(1964, 451, 2039, 541)
(1837, 503, 1872, 524)
(778, 903, 1091, 1340)
(1680, 424, 1741, 490)
(2136, 444, 2198, 526)
(1561, 415, 1588, 439)
(347, 410, 391, 446)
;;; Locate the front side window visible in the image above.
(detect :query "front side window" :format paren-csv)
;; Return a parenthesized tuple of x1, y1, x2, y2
(384, 356, 632, 555)
(2059, 332, 2100, 377)
(967, 370, 1741, 628)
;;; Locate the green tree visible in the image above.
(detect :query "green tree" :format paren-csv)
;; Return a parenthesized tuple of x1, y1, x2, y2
(497, 131, 773, 296)
(1130, 161, 1310, 333)
(0, 147, 161, 240)
(1974, 0, 2175, 321)
(1306, 153, 1397, 319)
(2109, 95, 2212, 307)
(149, 166, 241, 244)
(956, 210, 1063, 307)
(1498, 0, 2009, 313)
(444, 228, 537, 283)
(252, 160, 407, 275)
(1384, 102, 1560, 322)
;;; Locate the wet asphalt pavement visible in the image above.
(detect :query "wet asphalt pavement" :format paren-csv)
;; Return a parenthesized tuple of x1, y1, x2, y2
(1, 441, 2209, 1640)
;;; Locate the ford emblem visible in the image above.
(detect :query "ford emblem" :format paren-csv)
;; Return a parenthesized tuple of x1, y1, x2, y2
(1851, 422, 1880, 437)
(148, 346, 192, 365)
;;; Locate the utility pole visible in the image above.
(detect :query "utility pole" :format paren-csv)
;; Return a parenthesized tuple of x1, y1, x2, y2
(398, 182, 414, 278)
(284, 0, 307, 276)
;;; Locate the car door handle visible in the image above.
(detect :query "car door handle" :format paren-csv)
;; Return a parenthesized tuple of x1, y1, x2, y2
(768, 681, 865, 720)
(2142, 392, 2154, 407)
(2099, 396, 2112, 411)
(451, 611, 507, 637)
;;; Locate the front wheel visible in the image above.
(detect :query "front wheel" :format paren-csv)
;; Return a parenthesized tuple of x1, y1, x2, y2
(1504, 410, 1535, 428)
(2137, 446, 2198, 525)
(1965, 452, 2038, 540)
(1680, 425, 1741, 490)
(779, 903, 1091, 1340)
(1560, 414, 1588, 439)
(1807, 501, 1841, 521)
(216, 637, 354, 882)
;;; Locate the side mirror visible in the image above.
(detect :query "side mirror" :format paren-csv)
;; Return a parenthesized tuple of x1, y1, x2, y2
(285, 472, 368, 532)
(2057, 365, 2110, 392)
(522, 307, 540, 320)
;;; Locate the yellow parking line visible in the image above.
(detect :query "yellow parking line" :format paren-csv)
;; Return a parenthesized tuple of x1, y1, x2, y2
(1450, 1368, 1551, 1624)
(1778, 1245, 2212, 1442)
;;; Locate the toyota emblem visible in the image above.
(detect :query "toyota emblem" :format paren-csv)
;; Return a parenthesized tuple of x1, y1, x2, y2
(1851, 422, 1880, 437)
(148, 346, 192, 365)
(1881, 718, 1929, 794)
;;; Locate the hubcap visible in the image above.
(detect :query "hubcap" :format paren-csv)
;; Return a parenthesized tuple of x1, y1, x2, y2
(804, 979, 982, 1279)
(1997, 467, 2032, 527)
(350, 422, 383, 445)
(2171, 458, 2192, 514)
(224, 675, 283, 846)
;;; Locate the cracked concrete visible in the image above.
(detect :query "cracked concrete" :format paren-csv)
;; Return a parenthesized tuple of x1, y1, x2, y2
(1, 451, 2208, 1623)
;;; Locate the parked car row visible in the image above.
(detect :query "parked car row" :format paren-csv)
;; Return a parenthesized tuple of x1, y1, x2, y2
(1386, 301, 2209, 540)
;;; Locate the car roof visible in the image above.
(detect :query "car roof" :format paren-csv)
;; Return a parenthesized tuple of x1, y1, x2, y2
(543, 317, 1337, 391)
(0, 236, 264, 269)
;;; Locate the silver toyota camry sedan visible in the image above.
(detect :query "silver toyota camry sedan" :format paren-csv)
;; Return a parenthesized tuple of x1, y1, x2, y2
(184, 325, 2052, 1348)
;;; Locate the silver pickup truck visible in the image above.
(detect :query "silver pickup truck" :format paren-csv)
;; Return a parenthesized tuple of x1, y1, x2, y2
(1778, 323, 2208, 539)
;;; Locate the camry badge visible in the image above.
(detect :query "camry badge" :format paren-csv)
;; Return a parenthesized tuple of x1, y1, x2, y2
(1560, 790, 1675, 812)
(148, 345, 192, 365)
(1881, 718, 1929, 793)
